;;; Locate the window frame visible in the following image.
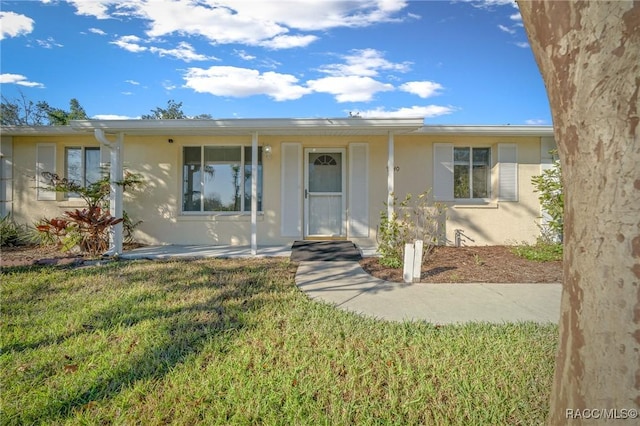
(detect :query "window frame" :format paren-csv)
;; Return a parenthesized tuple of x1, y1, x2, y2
(64, 146, 103, 198)
(181, 145, 263, 215)
(453, 146, 491, 201)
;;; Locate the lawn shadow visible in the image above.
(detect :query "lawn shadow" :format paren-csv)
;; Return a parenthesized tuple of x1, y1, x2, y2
(6, 258, 295, 424)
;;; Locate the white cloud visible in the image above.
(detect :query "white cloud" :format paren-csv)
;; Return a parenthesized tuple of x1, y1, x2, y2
(36, 37, 63, 48)
(358, 105, 455, 119)
(514, 41, 529, 48)
(510, 12, 522, 22)
(235, 50, 256, 61)
(150, 42, 218, 62)
(260, 34, 319, 49)
(307, 76, 393, 103)
(184, 66, 311, 101)
(111, 35, 147, 53)
(0, 11, 34, 40)
(88, 27, 107, 35)
(162, 80, 177, 91)
(67, 0, 113, 19)
(125, 79, 140, 85)
(111, 36, 217, 62)
(525, 119, 547, 125)
(469, 0, 517, 8)
(319, 49, 410, 77)
(498, 24, 515, 34)
(400, 81, 443, 98)
(65, 0, 409, 49)
(223, 0, 408, 31)
(0, 73, 44, 88)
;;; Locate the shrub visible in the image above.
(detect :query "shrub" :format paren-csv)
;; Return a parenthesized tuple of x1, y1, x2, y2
(532, 151, 563, 242)
(512, 239, 563, 262)
(0, 215, 34, 247)
(36, 171, 144, 256)
(377, 190, 447, 268)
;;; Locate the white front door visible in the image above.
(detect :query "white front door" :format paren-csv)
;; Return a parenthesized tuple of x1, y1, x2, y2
(304, 148, 346, 238)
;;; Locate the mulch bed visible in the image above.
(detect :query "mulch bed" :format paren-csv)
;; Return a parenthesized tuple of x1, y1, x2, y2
(360, 245, 562, 283)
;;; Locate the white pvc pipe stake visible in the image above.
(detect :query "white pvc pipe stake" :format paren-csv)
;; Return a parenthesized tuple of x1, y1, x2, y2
(403, 243, 414, 283)
(413, 240, 423, 282)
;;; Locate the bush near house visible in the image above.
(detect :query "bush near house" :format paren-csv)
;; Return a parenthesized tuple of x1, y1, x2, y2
(517, 150, 564, 262)
(378, 190, 447, 268)
(532, 151, 564, 242)
(0, 215, 35, 247)
(35, 171, 144, 256)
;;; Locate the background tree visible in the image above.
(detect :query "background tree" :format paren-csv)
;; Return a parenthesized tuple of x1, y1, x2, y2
(0, 92, 49, 125)
(517, 0, 639, 422)
(141, 99, 187, 119)
(0, 95, 88, 126)
(42, 98, 88, 125)
(192, 113, 213, 119)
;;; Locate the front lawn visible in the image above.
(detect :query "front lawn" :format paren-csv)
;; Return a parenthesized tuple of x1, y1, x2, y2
(1, 259, 557, 425)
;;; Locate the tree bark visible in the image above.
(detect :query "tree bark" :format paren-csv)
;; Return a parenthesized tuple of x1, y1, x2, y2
(517, 1, 640, 423)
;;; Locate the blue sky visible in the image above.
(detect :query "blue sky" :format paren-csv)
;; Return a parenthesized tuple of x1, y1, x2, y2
(0, 0, 551, 124)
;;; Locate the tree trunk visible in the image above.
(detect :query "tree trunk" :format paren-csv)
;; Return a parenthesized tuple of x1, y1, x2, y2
(517, 1, 640, 423)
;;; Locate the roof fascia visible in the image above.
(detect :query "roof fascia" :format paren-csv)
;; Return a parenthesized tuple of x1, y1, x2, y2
(412, 125, 555, 137)
(0, 125, 76, 136)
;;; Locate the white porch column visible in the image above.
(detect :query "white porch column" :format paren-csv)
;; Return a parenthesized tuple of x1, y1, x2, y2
(251, 131, 258, 255)
(387, 131, 395, 222)
(94, 129, 124, 256)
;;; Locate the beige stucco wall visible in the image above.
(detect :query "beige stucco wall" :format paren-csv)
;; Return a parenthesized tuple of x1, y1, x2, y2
(392, 134, 545, 246)
(8, 132, 548, 248)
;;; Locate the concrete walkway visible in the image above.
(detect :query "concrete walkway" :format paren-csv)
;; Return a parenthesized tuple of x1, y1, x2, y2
(295, 261, 562, 324)
(122, 245, 562, 325)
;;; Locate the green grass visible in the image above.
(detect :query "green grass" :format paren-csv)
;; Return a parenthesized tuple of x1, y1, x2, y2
(1, 259, 557, 425)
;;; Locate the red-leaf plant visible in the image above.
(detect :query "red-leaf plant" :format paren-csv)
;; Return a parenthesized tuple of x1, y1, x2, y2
(64, 207, 123, 256)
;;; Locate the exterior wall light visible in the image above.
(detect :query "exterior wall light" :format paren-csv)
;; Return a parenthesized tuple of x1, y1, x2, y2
(264, 144, 272, 159)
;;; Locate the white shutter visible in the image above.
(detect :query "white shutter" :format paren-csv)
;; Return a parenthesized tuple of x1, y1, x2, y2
(498, 143, 518, 201)
(433, 143, 453, 201)
(281, 143, 302, 237)
(36, 143, 56, 201)
(0, 137, 13, 215)
(348, 143, 369, 237)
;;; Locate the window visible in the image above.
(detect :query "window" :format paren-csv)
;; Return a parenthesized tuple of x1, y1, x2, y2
(183, 146, 262, 213)
(434, 143, 516, 202)
(65, 147, 102, 196)
(453, 147, 490, 199)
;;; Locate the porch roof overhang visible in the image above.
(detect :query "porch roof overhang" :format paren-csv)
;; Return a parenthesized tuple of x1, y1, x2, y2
(411, 125, 555, 137)
(67, 117, 426, 136)
(1, 121, 555, 138)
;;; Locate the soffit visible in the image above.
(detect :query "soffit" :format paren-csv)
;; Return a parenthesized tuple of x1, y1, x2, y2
(68, 118, 426, 136)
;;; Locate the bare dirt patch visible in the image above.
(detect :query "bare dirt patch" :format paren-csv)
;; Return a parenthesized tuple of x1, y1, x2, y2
(0, 245, 85, 268)
(360, 246, 562, 283)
